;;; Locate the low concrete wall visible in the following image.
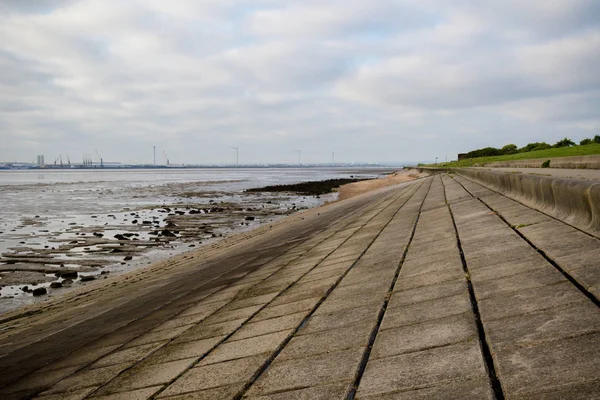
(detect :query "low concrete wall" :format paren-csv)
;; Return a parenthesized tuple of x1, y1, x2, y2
(454, 168, 600, 236)
(476, 155, 600, 169)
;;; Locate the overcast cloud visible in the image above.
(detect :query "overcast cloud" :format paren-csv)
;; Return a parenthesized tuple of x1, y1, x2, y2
(1, 0, 599, 164)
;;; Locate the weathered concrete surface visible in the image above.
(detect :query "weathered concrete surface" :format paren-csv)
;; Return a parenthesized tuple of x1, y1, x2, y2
(451, 167, 600, 236)
(0, 173, 598, 400)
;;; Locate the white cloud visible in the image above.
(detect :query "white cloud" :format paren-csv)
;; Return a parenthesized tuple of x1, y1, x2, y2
(0, 0, 598, 164)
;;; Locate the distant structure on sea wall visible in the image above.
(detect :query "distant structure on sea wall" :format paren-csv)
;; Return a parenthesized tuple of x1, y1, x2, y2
(457, 153, 468, 161)
(36, 155, 45, 166)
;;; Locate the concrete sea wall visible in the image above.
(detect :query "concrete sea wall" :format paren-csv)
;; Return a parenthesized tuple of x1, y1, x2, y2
(455, 168, 600, 235)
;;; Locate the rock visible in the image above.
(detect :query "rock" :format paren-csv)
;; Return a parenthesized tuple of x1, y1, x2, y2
(32, 287, 47, 296)
(123, 233, 135, 237)
(93, 232, 104, 237)
(245, 216, 255, 221)
(114, 234, 128, 240)
(189, 244, 195, 247)
(131, 219, 138, 224)
(142, 221, 152, 225)
(58, 271, 78, 279)
(21, 286, 29, 292)
(62, 279, 73, 285)
(100, 271, 109, 275)
(123, 255, 132, 261)
(161, 229, 177, 237)
(80, 275, 95, 282)
(110, 248, 123, 253)
(50, 282, 62, 289)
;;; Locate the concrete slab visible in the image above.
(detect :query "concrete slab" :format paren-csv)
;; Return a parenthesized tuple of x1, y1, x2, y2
(473, 267, 565, 299)
(89, 385, 162, 400)
(244, 382, 349, 399)
(277, 321, 373, 362)
(230, 312, 306, 341)
(253, 298, 319, 322)
(496, 333, 600, 398)
(521, 379, 600, 400)
(171, 318, 247, 344)
(143, 336, 224, 364)
(33, 387, 98, 400)
(391, 280, 468, 305)
(121, 325, 195, 349)
(245, 348, 363, 397)
(157, 383, 244, 399)
(477, 281, 587, 322)
(381, 293, 472, 330)
(40, 363, 131, 395)
(393, 267, 463, 291)
(91, 342, 167, 369)
(372, 312, 477, 359)
(357, 378, 493, 400)
(202, 304, 262, 325)
(202, 330, 291, 364)
(356, 342, 487, 398)
(158, 355, 264, 396)
(484, 302, 600, 352)
(299, 301, 381, 335)
(93, 358, 195, 396)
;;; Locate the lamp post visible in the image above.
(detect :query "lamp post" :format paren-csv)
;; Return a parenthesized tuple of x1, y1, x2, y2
(435, 157, 438, 165)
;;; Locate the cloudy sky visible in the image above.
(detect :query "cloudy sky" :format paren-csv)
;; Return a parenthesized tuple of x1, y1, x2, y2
(1, 0, 599, 165)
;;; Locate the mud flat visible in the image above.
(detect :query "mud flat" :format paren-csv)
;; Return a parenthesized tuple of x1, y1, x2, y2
(0, 169, 392, 314)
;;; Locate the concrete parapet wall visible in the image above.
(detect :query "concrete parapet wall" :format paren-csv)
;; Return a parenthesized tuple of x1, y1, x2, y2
(477, 154, 600, 169)
(453, 168, 600, 236)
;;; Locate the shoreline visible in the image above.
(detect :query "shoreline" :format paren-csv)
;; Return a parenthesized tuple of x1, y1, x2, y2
(0, 169, 403, 315)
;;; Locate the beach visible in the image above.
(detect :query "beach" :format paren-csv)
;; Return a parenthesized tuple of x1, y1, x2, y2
(0, 167, 398, 314)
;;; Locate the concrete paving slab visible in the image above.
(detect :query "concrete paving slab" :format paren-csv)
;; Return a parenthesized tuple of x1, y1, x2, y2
(477, 281, 588, 322)
(356, 342, 487, 398)
(391, 280, 468, 305)
(393, 267, 463, 291)
(299, 301, 381, 335)
(372, 312, 477, 359)
(495, 333, 600, 398)
(37, 345, 121, 372)
(93, 358, 195, 396)
(469, 255, 544, 283)
(202, 304, 262, 325)
(33, 387, 98, 400)
(201, 330, 291, 364)
(313, 291, 386, 315)
(157, 383, 245, 399)
(40, 363, 131, 395)
(356, 378, 493, 400)
(143, 336, 224, 364)
(89, 385, 162, 400)
(159, 355, 264, 396)
(521, 379, 600, 400)
(253, 298, 319, 322)
(91, 342, 167, 369)
(484, 302, 600, 352)
(3, 365, 83, 395)
(277, 321, 373, 362)
(244, 382, 349, 399)
(473, 267, 565, 299)
(229, 312, 306, 341)
(245, 348, 363, 397)
(171, 318, 246, 344)
(381, 293, 471, 330)
(122, 325, 195, 349)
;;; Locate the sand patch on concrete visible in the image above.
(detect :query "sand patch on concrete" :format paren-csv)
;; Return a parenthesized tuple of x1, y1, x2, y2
(335, 169, 428, 201)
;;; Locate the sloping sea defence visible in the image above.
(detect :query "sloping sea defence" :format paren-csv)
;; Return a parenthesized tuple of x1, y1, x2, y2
(0, 171, 598, 400)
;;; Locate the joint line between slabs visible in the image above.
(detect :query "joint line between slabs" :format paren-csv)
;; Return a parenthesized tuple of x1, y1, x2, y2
(345, 176, 433, 400)
(441, 174, 505, 400)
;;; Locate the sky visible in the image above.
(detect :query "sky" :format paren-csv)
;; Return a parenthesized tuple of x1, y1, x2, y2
(1, 0, 599, 165)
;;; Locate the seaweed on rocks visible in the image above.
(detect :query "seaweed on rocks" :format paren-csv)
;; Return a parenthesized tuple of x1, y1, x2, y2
(246, 178, 371, 196)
